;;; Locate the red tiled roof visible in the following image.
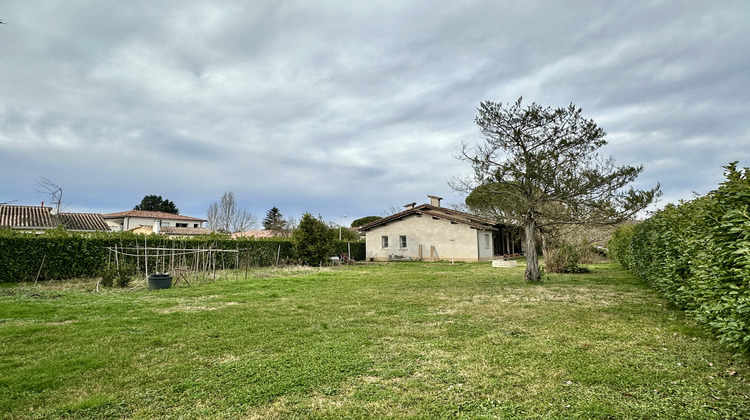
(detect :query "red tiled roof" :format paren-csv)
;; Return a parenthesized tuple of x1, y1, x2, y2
(55, 213, 111, 231)
(0, 205, 110, 231)
(0, 205, 54, 228)
(358, 203, 500, 232)
(102, 210, 207, 222)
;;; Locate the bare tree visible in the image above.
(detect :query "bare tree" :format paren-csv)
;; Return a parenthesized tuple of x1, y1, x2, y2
(207, 202, 220, 230)
(206, 192, 258, 233)
(34, 176, 64, 214)
(284, 216, 297, 235)
(381, 204, 404, 216)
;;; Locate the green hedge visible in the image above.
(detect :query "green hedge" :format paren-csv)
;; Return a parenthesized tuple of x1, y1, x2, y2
(0, 230, 365, 283)
(609, 162, 750, 354)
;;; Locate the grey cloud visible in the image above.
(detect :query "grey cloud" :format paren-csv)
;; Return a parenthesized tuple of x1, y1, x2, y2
(1, 1, 749, 222)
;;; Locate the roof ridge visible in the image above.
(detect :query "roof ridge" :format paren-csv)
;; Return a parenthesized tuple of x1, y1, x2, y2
(358, 202, 501, 232)
(102, 210, 207, 221)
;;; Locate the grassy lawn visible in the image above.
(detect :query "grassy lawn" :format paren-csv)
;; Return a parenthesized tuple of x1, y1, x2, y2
(1, 262, 749, 419)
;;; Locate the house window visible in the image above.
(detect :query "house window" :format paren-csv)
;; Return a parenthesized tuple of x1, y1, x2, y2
(193, 223, 199, 228)
(175, 223, 188, 227)
(381, 236, 389, 248)
(399, 235, 407, 249)
(485, 234, 491, 249)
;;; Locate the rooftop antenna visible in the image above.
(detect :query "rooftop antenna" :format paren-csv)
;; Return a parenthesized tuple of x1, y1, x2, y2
(33, 176, 63, 214)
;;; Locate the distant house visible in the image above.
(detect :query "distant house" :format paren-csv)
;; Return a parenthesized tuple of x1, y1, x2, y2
(102, 210, 207, 233)
(359, 196, 522, 262)
(0, 204, 110, 233)
(128, 225, 213, 237)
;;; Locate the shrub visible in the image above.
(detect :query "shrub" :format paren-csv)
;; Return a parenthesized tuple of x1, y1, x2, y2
(99, 266, 117, 287)
(293, 213, 336, 266)
(611, 162, 750, 354)
(545, 243, 590, 274)
(116, 263, 136, 288)
(607, 223, 636, 269)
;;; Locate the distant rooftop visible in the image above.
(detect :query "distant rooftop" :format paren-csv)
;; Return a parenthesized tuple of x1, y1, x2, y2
(102, 210, 207, 222)
(0, 205, 110, 231)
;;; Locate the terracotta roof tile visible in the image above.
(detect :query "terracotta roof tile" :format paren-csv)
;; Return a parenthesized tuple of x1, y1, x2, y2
(1, 205, 111, 231)
(0, 205, 54, 228)
(358, 203, 501, 232)
(55, 213, 111, 231)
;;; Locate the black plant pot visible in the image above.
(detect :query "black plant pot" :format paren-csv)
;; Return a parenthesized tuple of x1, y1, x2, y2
(148, 273, 172, 290)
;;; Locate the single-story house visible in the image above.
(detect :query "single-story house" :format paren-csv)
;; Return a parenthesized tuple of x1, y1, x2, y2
(102, 210, 207, 232)
(358, 195, 522, 262)
(0, 204, 111, 233)
(127, 224, 213, 237)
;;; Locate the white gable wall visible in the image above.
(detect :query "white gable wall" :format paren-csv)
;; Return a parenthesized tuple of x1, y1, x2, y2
(365, 214, 494, 262)
(106, 216, 204, 231)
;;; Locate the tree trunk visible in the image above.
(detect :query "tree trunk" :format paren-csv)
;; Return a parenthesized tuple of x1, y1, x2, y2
(524, 218, 541, 281)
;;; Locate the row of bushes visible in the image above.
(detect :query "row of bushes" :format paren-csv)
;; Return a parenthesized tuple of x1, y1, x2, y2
(0, 229, 365, 282)
(609, 162, 750, 354)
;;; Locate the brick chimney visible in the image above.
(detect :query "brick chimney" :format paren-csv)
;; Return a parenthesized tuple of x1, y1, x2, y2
(428, 195, 442, 207)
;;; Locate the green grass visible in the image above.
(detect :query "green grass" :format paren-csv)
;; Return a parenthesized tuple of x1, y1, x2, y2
(1, 262, 749, 419)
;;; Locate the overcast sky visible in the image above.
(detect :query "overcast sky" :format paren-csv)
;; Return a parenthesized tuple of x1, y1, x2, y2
(1, 1, 748, 226)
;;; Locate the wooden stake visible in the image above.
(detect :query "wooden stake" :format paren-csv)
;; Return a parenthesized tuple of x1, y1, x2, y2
(144, 235, 148, 277)
(34, 254, 46, 285)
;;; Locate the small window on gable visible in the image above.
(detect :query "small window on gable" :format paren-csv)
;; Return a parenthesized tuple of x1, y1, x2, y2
(399, 235, 407, 249)
(381, 236, 389, 248)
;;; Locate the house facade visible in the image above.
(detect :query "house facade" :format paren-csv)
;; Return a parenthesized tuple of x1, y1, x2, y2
(359, 196, 522, 262)
(128, 225, 213, 237)
(102, 210, 207, 232)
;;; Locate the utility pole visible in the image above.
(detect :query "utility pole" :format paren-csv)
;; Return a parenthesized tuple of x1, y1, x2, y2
(339, 215, 347, 240)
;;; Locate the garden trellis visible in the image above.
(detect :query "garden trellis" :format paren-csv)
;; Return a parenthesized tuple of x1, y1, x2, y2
(105, 242, 281, 283)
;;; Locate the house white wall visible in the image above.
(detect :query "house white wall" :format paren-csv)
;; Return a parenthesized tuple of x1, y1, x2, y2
(106, 216, 204, 231)
(478, 231, 494, 260)
(365, 214, 494, 262)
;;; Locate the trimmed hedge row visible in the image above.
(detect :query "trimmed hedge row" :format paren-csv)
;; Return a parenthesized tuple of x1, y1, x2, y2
(609, 163, 750, 354)
(0, 230, 365, 282)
